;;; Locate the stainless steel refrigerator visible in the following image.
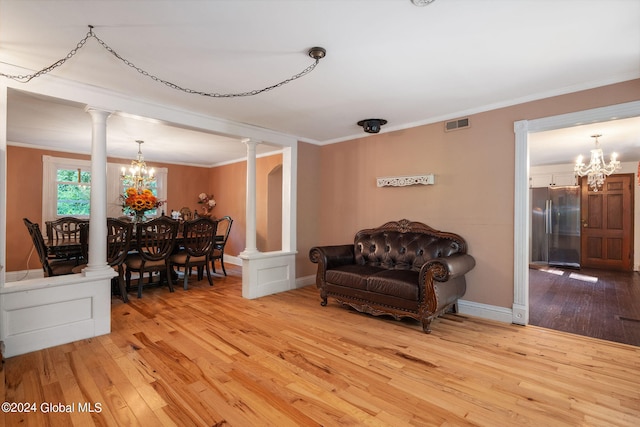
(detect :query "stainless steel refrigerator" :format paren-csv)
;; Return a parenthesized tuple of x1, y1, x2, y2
(531, 186, 581, 268)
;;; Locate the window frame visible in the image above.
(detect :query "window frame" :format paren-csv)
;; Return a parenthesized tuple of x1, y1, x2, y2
(43, 155, 168, 225)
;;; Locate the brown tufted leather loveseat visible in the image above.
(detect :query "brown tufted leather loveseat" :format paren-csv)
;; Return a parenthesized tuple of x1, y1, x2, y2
(309, 219, 475, 333)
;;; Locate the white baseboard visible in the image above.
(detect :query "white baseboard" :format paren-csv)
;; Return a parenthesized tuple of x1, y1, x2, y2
(457, 299, 513, 324)
(295, 274, 316, 288)
(223, 254, 242, 267)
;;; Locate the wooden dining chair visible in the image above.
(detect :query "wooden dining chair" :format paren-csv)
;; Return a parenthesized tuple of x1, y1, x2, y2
(23, 218, 77, 277)
(170, 217, 217, 289)
(72, 219, 133, 302)
(125, 216, 179, 298)
(211, 216, 233, 276)
(45, 216, 88, 261)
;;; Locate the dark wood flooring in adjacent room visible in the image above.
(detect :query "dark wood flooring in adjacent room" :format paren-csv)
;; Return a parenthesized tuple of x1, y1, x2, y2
(529, 266, 640, 346)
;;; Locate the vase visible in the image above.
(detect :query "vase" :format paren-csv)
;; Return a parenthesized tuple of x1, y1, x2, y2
(132, 211, 146, 224)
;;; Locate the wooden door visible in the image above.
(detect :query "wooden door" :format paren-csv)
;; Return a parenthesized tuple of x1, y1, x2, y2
(580, 174, 634, 271)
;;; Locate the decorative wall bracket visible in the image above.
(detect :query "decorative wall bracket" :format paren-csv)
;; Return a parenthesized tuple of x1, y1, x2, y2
(376, 174, 435, 187)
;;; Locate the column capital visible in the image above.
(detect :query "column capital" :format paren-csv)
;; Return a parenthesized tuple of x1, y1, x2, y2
(84, 105, 114, 116)
(242, 138, 263, 147)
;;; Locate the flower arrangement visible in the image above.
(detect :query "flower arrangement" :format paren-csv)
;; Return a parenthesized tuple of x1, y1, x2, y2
(122, 187, 164, 221)
(198, 192, 216, 216)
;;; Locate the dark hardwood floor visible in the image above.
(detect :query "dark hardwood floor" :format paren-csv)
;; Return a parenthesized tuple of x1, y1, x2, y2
(529, 266, 640, 346)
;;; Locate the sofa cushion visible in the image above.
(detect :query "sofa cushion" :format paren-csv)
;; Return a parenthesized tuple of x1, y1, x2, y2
(366, 269, 419, 300)
(326, 265, 386, 290)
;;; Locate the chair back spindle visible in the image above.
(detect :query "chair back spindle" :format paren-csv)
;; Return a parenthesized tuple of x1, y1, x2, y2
(125, 217, 179, 298)
(171, 217, 217, 289)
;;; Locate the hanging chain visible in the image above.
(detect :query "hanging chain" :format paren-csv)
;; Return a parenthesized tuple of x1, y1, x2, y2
(0, 28, 94, 83)
(0, 25, 323, 97)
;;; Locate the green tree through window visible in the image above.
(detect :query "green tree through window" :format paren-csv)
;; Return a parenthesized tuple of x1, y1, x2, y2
(56, 168, 91, 216)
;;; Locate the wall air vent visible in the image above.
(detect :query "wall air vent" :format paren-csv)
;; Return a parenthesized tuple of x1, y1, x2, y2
(444, 118, 470, 132)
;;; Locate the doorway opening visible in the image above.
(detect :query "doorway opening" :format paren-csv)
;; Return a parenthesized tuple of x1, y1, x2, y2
(527, 172, 637, 345)
(513, 100, 640, 330)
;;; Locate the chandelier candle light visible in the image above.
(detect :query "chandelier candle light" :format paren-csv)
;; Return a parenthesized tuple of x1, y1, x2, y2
(574, 134, 621, 192)
(121, 140, 155, 190)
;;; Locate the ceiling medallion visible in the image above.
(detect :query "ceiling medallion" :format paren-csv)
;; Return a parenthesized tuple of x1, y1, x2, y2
(308, 47, 326, 60)
(411, 0, 436, 6)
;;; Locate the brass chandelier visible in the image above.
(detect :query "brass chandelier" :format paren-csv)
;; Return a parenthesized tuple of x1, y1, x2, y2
(121, 140, 155, 190)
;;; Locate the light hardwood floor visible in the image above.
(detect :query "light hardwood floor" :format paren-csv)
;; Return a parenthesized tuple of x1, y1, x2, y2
(2, 265, 640, 426)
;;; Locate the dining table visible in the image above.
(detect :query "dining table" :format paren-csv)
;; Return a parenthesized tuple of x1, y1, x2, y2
(45, 229, 223, 262)
(47, 236, 83, 260)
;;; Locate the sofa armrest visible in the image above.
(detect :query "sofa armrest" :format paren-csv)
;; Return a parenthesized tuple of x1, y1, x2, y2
(309, 245, 355, 305)
(420, 253, 476, 282)
(417, 253, 475, 321)
(309, 245, 355, 269)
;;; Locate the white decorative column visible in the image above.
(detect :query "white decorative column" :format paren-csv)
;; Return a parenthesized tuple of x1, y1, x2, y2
(512, 120, 530, 326)
(240, 138, 260, 256)
(84, 106, 112, 274)
(239, 139, 298, 300)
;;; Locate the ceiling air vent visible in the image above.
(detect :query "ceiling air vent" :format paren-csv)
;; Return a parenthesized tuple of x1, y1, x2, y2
(444, 118, 470, 132)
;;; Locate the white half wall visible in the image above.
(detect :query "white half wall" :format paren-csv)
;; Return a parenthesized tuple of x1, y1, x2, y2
(0, 271, 113, 358)
(241, 251, 297, 299)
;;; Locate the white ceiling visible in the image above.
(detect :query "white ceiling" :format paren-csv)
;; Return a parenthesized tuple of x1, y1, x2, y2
(2, 0, 640, 166)
(529, 116, 640, 167)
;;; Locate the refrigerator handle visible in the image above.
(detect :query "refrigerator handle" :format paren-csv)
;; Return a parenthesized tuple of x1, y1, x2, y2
(545, 199, 552, 234)
(548, 199, 553, 234)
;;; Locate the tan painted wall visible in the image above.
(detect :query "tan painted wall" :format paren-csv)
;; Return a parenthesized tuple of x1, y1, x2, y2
(256, 155, 283, 252)
(302, 79, 640, 308)
(201, 153, 284, 258)
(295, 142, 322, 277)
(208, 161, 243, 258)
(164, 161, 211, 216)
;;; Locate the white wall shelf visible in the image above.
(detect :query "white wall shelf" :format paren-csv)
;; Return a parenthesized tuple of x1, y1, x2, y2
(376, 174, 435, 187)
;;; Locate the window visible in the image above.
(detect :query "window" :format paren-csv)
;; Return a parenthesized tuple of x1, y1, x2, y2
(55, 167, 91, 216)
(43, 156, 167, 223)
